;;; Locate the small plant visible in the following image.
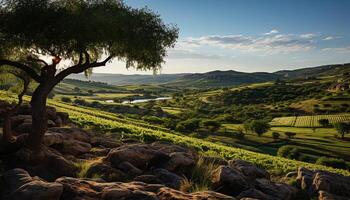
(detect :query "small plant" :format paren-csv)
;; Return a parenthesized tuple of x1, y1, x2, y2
(333, 122, 350, 139)
(61, 96, 72, 103)
(180, 156, 219, 193)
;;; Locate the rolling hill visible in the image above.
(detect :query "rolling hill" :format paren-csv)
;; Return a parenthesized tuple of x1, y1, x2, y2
(67, 63, 350, 88)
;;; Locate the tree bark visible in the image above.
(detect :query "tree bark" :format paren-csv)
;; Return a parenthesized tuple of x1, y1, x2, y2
(26, 84, 51, 150)
(2, 114, 13, 142)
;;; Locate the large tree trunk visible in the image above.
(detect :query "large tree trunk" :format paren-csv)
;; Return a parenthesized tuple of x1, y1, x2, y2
(26, 84, 50, 150)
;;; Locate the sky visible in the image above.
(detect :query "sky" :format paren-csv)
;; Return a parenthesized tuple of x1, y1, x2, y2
(95, 0, 350, 75)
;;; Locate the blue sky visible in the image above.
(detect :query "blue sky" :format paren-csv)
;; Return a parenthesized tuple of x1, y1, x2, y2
(96, 0, 350, 74)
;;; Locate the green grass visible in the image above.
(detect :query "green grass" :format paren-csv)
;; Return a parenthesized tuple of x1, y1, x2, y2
(1, 90, 350, 176)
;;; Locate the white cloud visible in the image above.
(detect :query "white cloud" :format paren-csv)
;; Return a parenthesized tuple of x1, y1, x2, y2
(167, 49, 222, 60)
(182, 33, 316, 54)
(322, 36, 342, 41)
(264, 29, 279, 35)
(322, 46, 350, 53)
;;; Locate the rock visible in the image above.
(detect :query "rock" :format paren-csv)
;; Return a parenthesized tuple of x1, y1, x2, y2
(229, 159, 269, 180)
(46, 152, 78, 177)
(61, 139, 92, 156)
(152, 168, 183, 189)
(296, 167, 350, 198)
(48, 127, 92, 143)
(46, 106, 57, 121)
(56, 112, 69, 125)
(157, 187, 236, 200)
(255, 178, 297, 200)
(56, 177, 163, 200)
(14, 122, 32, 134)
(165, 152, 196, 174)
(91, 136, 122, 148)
(134, 175, 163, 184)
(54, 117, 63, 127)
(318, 190, 349, 200)
(43, 132, 64, 146)
(211, 165, 249, 196)
(296, 167, 315, 192)
(312, 171, 350, 198)
(116, 161, 143, 177)
(86, 162, 127, 182)
(106, 143, 170, 170)
(1, 168, 63, 200)
(237, 188, 273, 200)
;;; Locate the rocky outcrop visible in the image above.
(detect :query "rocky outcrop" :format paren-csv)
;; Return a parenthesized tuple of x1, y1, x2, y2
(1, 168, 63, 200)
(296, 167, 350, 199)
(10, 105, 69, 134)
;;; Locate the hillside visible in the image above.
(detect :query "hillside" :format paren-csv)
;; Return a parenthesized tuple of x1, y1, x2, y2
(67, 63, 350, 88)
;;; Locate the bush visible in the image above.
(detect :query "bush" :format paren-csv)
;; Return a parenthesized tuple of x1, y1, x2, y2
(176, 118, 200, 132)
(277, 145, 301, 160)
(61, 97, 71, 103)
(316, 157, 348, 170)
(247, 120, 270, 137)
(201, 119, 221, 131)
(284, 132, 296, 139)
(318, 119, 329, 127)
(272, 132, 280, 141)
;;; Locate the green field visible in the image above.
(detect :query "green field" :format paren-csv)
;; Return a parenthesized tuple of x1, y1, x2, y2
(1, 90, 349, 176)
(271, 114, 350, 127)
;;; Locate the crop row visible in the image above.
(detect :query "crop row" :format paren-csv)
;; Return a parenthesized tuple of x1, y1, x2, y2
(271, 114, 350, 127)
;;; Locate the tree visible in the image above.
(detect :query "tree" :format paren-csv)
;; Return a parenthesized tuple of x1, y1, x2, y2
(248, 120, 270, 137)
(0, 0, 178, 150)
(201, 119, 221, 132)
(318, 119, 330, 127)
(272, 132, 280, 141)
(334, 122, 350, 139)
(0, 69, 31, 144)
(284, 132, 296, 139)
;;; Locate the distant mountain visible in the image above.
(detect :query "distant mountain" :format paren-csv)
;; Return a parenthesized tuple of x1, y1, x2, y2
(274, 63, 350, 78)
(68, 63, 350, 88)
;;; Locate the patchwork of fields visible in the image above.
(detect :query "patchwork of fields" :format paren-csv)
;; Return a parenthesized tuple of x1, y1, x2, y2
(1, 91, 349, 176)
(271, 114, 350, 127)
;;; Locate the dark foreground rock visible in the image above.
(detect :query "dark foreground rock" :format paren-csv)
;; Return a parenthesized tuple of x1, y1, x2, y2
(1, 168, 235, 200)
(296, 167, 350, 199)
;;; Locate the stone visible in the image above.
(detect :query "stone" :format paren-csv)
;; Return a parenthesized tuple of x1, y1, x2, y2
(157, 187, 236, 200)
(152, 168, 183, 189)
(116, 161, 143, 177)
(165, 152, 196, 174)
(211, 165, 249, 196)
(56, 112, 69, 125)
(318, 190, 349, 200)
(43, 132, 64, 146)
(255, 178, 297, 200)
(228, 159, 269, 180)
(86, 162, 127, 182)
(106, 143, 170, 170)
(61, 139, 92, 156)
(237, 188, 273, 200)
(91, 136, 122, 148)
(48, 127, 92, 143)
(1, 168, 63, 200)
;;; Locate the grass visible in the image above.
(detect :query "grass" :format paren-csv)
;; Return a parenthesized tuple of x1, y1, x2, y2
(73, 157, 103, 178)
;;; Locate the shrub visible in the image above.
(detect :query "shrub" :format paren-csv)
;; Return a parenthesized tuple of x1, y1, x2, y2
(284, 132, 296, 139)
(316, 157, 348, 170)
(61, 97, 71, 103)
(247, 120, 270, 137)
(334, 122, 350, 139)
(277, 145, 301, 160)
(201, 119, 221, 131)
(318, 119, 329, 127)
(272, 132, 280, 141)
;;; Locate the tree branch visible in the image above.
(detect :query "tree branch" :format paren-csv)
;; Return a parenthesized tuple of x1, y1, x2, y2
(0, 60, 42, 82)
(27, 56, 49, 67)
(54, 56, 113, 82)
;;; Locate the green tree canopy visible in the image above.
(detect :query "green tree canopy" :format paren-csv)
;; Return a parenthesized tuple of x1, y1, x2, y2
(0, 0, 178, 150)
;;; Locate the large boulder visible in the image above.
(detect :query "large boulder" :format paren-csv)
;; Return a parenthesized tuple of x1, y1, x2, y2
(228, 159, 269, 181)
(61, 139, 92, 156)
(318, 191, 349, 200)
(255, 178, 297, 200)
(48, 127, 92, 143)
(157, 188, 236, 200)
(296, 167, 350, 199)
(211, 165, 249, 196)
(1, 168, 63, 200)
(86, 162, 127, 182)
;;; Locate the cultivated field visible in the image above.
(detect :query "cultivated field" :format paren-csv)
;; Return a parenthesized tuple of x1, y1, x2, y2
(271, 114, 350, 127)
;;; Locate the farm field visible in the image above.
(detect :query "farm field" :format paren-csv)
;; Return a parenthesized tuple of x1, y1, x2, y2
(1, 91, 349, 176)
(271, 114, 350, 127)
